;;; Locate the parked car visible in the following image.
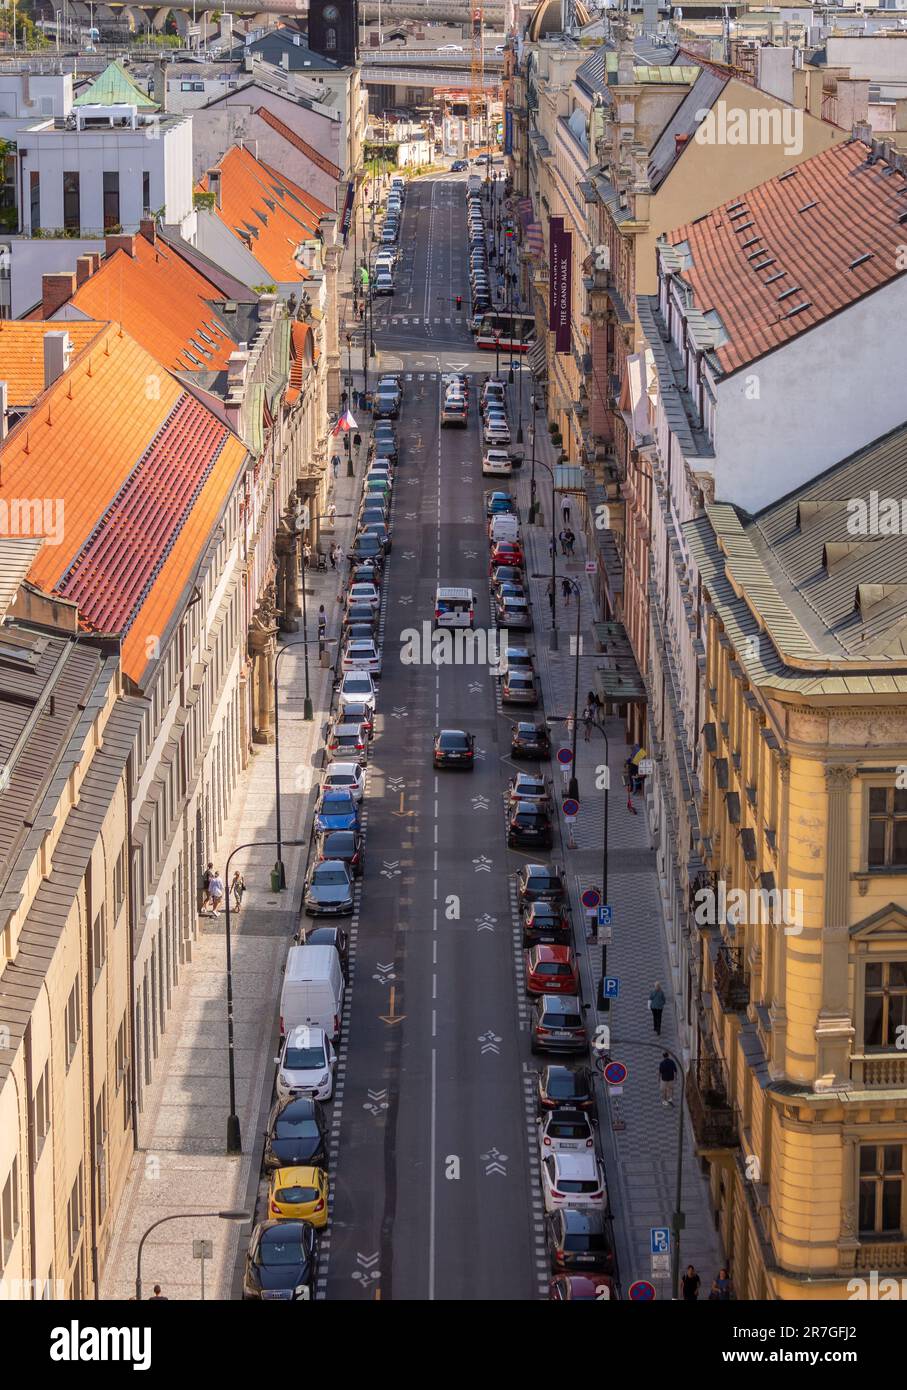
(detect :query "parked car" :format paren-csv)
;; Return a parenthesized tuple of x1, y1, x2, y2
(243, 1221, 317, 1300)
(485, 490, 517, 517)
(335, 697, 374, 738)
(300, 922, 350, 977)
(313, 789, 360, 833)
(349, 533, 386, 566)
(482, 449, 513, 478)
(451, 158, 468, 172)
(503, 646, 534, 672)
(373, 390, 400, 419)
(374, 272, 395, 295)
(336, 671, 377, 713)
(508, 772, 550, 808)
(517, 862, 567, 907)
(314, 828, 364, 882)
(433, 728, 476, 769)
(362, 522, 392, 553)
(525, 944, 579, 995)
(496, 595, 532, 631)
(321, 761, 365, 802)
(511, 721, 551, 759)
(327, 722, 369, 764)
(341, 638, 383, 676)
(491, 565, 525, 596)
(545, 1209, 615, 1276)
(304, 859, 355, 917)
(508, 801, 553, 849)
(530, 995, 588, 1056)
(267, 1166, 329, 1228)
(549, 1273, 615, 1300)
(275, 1024, 336, 1102)
(263, 1095, 327, 1173)
(537, 1064, 596, 1114)
(490, 539, 524, 568)
(346, 582, 380, 610)
(540, 1151, 607, 1213)
(538, 1107, 596, 1155)
(522, 900, 572, 947)
(501, 669, 538, 703)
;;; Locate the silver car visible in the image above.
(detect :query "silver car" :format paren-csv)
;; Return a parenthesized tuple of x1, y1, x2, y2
(304, 860, 355, 917)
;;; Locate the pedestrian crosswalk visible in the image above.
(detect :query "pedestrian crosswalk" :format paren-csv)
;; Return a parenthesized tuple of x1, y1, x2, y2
(383, 316, 455, 327)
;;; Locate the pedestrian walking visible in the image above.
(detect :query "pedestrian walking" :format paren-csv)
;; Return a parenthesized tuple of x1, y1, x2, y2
(561, 577, 572, 606)
(681, 1266, 701, 1301)
(659, 1051, 677, 1107)
(331, 453, 340, 479)
(358, 301, 365, 322)
(328, 502, 336, 527)
(562, 498, 571, 525)
(649, 981, 666, 1036)
(626, 788, 638, 814)
(341, 390, 349, 409)
(208, 870, 224, 919)
(565, 528, 576, 556)
(333, 544, 344, 569)
(201, 861, 214, 914)
(303, 542, 311, 571)
(547, 578, 555, 615)
(587, 690, 601, 720)
(353, 432, 362, 453)
(582, 702, 595, 741)
(548, 536, 555, 560)
(231, 871, 245, 912)
(559, 528, 569, 556)
(714, 1267, 734, 1300)
(329, 543, 336, 570)
(317, 605, 327, 640)
(148, 1285, 169, 1301)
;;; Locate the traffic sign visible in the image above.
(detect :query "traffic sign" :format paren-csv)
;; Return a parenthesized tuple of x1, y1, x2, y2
(603, 977, 620, 999)
(650, 1227, 671, 1255)
(603, 1060, 627, 1086)
(628, 1280, 656, 1301)
(585, 560, 597, 573)
(581, 887, 601, 910)
(650, 1254, 670, 1275)
(556, 747, 573, 767)
(638, 757, 654, 776)
(598, 905, 613, 927)
(562, 797, 579, 820)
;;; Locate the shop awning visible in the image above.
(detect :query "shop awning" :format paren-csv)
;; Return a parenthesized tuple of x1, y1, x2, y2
(528, 337, 547, 379)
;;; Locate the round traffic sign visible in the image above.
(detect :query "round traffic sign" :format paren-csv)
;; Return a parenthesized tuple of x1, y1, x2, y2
(628, 1280, 656, 1301)
(581, 887, 601, 910)
(603, 1060, 628, 1086)
(562, 797, 580, 818)
(556, 747, 573, 766)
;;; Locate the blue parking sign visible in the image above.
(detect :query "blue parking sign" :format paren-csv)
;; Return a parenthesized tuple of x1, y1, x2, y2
(598, 905, 612, 927)
(603, 977, 619, 999)
(650, 1227, 671, 1255)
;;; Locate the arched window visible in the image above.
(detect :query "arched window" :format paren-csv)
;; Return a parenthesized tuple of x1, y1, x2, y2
(326, 26, 337, 50)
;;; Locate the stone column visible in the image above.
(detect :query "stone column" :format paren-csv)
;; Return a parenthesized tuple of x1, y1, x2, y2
(248, 583, 279, 745)
(769, 753, 790, 1079)
(814, 764, 857, 1090)
(275, 505, 301, 632)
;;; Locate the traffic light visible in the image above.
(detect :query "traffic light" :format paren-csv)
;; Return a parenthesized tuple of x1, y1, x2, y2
(456, 295, 462, 311)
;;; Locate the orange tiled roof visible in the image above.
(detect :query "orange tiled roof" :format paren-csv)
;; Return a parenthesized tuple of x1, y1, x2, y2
(68, 234, 238, 374)
(0, 320, 106, 407)
(198, 145, 332, 284)
(667, 140, 907, 376)
(254, 106, 342, 181)
(0, 324, 247, 685)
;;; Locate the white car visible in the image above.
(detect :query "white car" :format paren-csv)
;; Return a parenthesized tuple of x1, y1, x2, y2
(484, 420, 512, 447)
(337, 670, 377, 714)
(342, 638, 383, 676)
(375, 251, 396, 273)
(347, 582, 380, 609)
(540, 1152, 608, 1213)
(482, 449, 512, 476)
(375, 272, 394, 295)
(275, 1025, 336, 1101)
(439, 43, 464, 51)
(538, 1108, 596, 1155)
(321, 761, 366, 802)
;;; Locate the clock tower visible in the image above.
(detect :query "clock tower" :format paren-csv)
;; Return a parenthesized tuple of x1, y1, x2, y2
(308, 0, 359, 68)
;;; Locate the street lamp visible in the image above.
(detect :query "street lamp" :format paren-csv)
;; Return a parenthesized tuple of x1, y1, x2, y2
(534, 571, 581, 794)
(222, 839, 305, 1152)
(135, 1210, 249, 1300)
(494, 328, 501, 381)
(532, 458, 559, 650)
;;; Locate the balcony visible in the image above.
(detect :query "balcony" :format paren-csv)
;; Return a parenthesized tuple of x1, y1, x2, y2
(714, 945, 750, 1012)
(686, 1057, 740, 1151)
(851, 1053, 907, 1089)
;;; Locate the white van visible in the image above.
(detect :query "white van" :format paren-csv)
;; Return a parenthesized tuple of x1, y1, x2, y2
(279, 944, 344, 1042)
(435, 586, 475, 628)
(490, 513, 520, 545)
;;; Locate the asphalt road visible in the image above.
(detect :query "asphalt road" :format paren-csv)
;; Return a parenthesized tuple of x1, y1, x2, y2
(321, 175, 546, 1301)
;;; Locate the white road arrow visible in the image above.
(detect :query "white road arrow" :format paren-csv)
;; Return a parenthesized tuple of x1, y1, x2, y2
(363, 1088, 389, 1115)
(481, 1147, 509, 1177)
(467, 680, 483, 694)
(391, 706, 410, 719)
(387, 777, 405, 793)
(473, 854, 493, 873)
(380, 860, 401, 878)
(397, 595, 413, 606)
(475, 914, 497, 932)
(373, 962, 395, 982)
(471, 794, 490, 812)
(478, 1031, 502, 1055)
(405, 512, 418, 521)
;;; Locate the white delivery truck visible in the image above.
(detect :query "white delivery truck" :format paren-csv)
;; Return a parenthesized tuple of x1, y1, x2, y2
(279, 944, 344, 1042)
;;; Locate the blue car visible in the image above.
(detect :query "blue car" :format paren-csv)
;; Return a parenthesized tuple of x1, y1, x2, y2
(314, 790, 361, 832)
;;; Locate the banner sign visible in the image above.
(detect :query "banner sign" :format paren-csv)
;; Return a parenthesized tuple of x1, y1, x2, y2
(504, 108, 513, 155)
(340, 180, 355, 244)
(549, 217, 572, 354)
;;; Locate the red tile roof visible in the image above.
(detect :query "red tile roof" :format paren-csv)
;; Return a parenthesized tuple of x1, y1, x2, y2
(0, 325, 247, 684)
(68, 234, 238, 374)
(0, 320, 106, 407)
(198, 145, 332, 284)
(255, 106, 342, 181)
(667, 139, 907, 375)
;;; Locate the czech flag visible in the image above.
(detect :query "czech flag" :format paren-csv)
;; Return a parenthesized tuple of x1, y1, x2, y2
(332, 409, 357, 436)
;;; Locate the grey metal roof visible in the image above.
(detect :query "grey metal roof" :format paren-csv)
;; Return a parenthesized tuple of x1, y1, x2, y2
(637, 295, 714, 463)
(648, 68, 728, 191)
(0, 539, 43, 620)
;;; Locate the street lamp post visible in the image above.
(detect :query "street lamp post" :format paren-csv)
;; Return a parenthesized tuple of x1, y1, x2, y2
(135, 1210, 248, 1300)
(494, 329, 501, 381)
(529, 394, 538, 523)
(536, 572, 581, 793)
(533, 458, 559, 649)
(223, 838, 305, 1152)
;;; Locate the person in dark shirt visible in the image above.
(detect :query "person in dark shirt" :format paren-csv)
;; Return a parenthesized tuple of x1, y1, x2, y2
(681, 1266, 701, 1301)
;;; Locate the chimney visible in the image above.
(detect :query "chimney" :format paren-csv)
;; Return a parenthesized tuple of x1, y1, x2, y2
(41, 270, 76, 318)
(140, 216, 156, 246)
(154, 57, 167, 114)
(224, 349, 249, 433)
(896, 98, 907, 134)
(807, 72, 823, 121)
(206, 169, 222, 209)
(105, 233, 136, 259)
(75, 255, 94, 287)
(0, 381, 8, 442)
(792, 67, 807, 111)
(43, 330, 72, 390)
(258, 292, 278, 322)
(281, 52, 290, 69)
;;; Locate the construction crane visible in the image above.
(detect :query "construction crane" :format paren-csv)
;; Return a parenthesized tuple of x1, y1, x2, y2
(470, 3, 486, 140)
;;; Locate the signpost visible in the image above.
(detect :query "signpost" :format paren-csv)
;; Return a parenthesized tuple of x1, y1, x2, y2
(585, 560, 597, 574)
(603, 976, 620, 1000)
(562, 797, 579, 821)
(628, 1280, 656, 1302)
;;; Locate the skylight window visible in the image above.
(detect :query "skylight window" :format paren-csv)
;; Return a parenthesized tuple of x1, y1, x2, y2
(781, 302, 811, 319)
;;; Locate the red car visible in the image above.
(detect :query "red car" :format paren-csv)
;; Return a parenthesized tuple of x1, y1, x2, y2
(525, 945, 579, 995)
(549, 1274, 616, 1301)
(490, 540, 524, 569)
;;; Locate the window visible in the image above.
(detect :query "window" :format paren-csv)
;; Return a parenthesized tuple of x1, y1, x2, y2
(859, 1144, 904, 1235)
(326, 26, 337, 50)
(103, 170, 119, 229)
(29, 170, 40, 231)
(143, 171, 151, 215)
(62, 171, 80, 232)
(116, 1013, 131, 1128)
(1, 1156, 20, 1269)
(113, 845, 126, 919)
(34, 1061, 51, 1155)
(91, 904, 106, 982)
(65, 977, 81, 1068)
(868, 787, 907, 868)
(95, 1085, 108, 1220)
(864, 961, 907, 1049)
(67, 1163, 84, 1259)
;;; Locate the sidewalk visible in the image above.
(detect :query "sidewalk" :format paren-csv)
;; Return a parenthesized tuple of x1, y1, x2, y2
(509, 400, 725, 1299)
(100, 437, 369, 1301)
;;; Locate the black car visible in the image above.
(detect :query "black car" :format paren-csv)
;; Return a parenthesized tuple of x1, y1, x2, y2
(263, 1095, 327, 1172)
(350, 533, 386, 564)
(491, 565, 524, 596)
(373, 392, 400, 420)
(314, 828, 364, 881)
(433, 728, 475, 769)
(359, 506, 391, 536)
(451, 158, 469, 172)
(545, 1209, 615, 1276)
(537, 1064, 595, 1113)
(507, 801, 554, 849)
(530, 994, 587, 1055)
(371, 431, 398, 464)
(517, 862, 567, 908)
(511, 721, 551, 759)
(362, 521, 392, 553)
(522, 900, 572, 948)
(350, 563, 381, 589)
(343, 603, 378, 636)
(243, 1221, 318, 1300)
(302, 922, 351, 977)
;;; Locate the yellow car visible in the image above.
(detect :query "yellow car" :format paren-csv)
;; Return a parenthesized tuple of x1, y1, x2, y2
(268, 1166, 329, 1228)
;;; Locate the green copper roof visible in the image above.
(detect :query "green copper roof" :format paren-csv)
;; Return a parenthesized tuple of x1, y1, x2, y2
(73, 61, 159, 110)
